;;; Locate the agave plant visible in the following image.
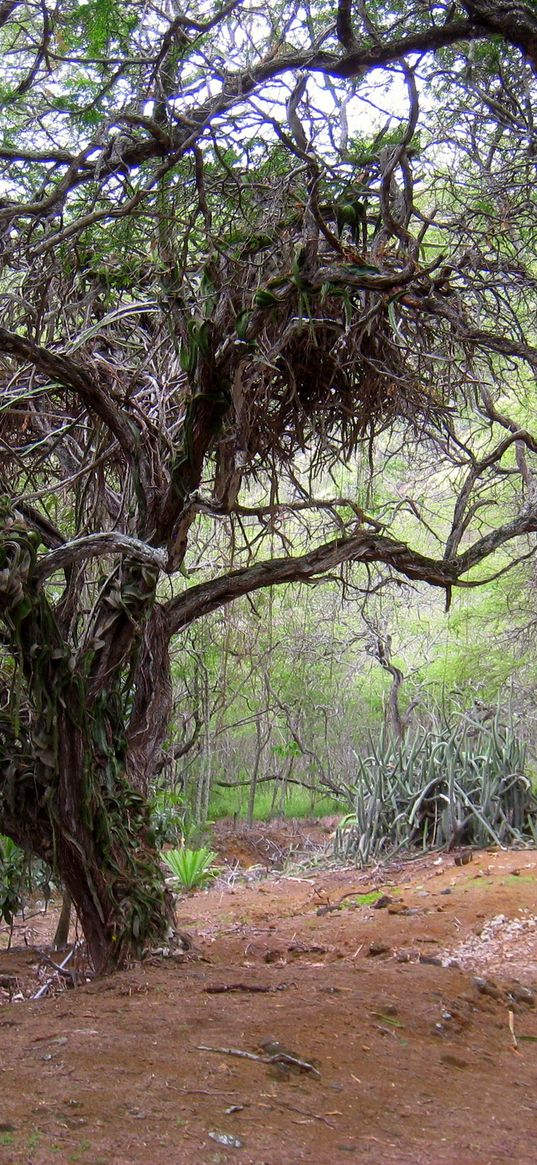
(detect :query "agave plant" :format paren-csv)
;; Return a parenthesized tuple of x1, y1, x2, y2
(161, 846, 219, 890)
(335, 703, 537, 865)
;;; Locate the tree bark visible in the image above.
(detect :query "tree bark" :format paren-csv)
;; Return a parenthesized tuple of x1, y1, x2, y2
(0, 524, 173, 973)
(53, 891, 72, 951)
(1, 701, 174, 973)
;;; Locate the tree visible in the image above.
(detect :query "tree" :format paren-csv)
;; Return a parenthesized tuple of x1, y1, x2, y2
(1, 0, 537, 971)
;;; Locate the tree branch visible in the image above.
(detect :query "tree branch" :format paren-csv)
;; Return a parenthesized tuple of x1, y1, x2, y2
(0, 17, 490, 233)
(0, 328, 137, 456)
(337, 0, 356, 51)
(461, 1, 537, 72)
(34, 533, 167, 586)
(164, 504, 537, 637)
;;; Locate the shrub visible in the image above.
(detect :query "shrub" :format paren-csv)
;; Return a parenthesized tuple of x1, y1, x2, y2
(149, 787, 187, 846)
(0, 835, 25, 924)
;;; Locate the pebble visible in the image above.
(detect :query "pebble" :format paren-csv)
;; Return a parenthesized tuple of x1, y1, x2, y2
(367, 941, 391, 958)
(208, 1132, 244, 1149)
(507, 984, 535, 1005)
(473, 976, 501, 999)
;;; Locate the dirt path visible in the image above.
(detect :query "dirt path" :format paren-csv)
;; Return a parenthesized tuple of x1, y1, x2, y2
(2, 839, 537, 1164)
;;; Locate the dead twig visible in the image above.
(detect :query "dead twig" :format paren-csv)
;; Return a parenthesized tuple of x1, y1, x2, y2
(204, 982, 291, 994)
(196, 1044, 321, 1077)
(508, 1009, 520, 1053)
(316, 887, 383, 914)
(268, 1098, 340, 1127)
(166, 1083, 238, 1097)
(32, 944, 81, 999)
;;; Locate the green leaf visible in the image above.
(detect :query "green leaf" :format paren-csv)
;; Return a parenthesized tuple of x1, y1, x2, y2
(253, 289, 280, 308)
(179, 344, 196, 374)
(235, 310, 252, 339)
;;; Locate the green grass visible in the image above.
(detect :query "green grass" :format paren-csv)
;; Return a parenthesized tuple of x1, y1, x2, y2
(353, 890, 385, 906)
(209, 781, 343, 822)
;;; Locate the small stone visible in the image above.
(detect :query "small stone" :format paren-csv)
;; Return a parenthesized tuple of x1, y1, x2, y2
(473, 976, 501, 999)
(372, 895, 393, 910)
(396, 948, 419, 963)
(440, 888, 452, 895)
(419, 955, 443, 966)
(208, 1131, 244, 1149)
(454, 851, 473, 866)
(264, 949, 285, 964)
(508, 984, 535, 1006)
(367, 941, 391, 958)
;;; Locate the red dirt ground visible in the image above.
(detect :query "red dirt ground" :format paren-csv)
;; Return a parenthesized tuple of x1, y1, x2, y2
(2, 823, 537, 1164)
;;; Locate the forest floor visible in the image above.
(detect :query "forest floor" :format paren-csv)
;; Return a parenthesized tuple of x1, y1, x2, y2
(1, 820, 537, 1164)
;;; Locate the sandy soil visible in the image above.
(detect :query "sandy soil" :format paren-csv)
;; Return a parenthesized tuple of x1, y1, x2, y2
(1, 824, 537, 1164)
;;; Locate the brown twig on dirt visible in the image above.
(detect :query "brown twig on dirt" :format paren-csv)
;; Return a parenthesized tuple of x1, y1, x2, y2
(262, 1098, 339, 1127)
(196, 1043, 321, 1077)
(508, 1009, 519, 1051)
(166, 1084, 239, 1097)
(316, 887, 383, 914)
(204, 982, 290, 994)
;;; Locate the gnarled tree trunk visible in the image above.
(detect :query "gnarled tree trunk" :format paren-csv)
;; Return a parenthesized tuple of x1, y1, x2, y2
(0, 523, 173, 973)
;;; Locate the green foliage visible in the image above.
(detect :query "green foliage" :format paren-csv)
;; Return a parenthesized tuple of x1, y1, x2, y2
(162, 846, 219, 889)
(209, 781, 342, 822)
(336, 706, 536, 864)
(149, 788, 187, 847)
(0, 834, 24, 925)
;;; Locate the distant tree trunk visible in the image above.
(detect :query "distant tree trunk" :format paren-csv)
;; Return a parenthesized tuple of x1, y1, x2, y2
(369, 632, 418, 740)
(247, 719, 265, 827)
(53, 891, 72, 951)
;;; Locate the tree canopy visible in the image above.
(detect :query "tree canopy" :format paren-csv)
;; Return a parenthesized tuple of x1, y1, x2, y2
(1, 0, 537, 969)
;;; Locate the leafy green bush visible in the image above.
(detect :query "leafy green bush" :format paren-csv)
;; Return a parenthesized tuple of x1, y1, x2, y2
(149, 787, 187, 846)
(336, 706, 537, 864)
(161, 846, 219, 889)
(0, 835, 25, 925)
